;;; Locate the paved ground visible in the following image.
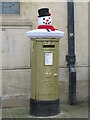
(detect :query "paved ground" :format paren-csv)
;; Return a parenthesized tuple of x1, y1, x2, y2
(1, 103, 88, 119)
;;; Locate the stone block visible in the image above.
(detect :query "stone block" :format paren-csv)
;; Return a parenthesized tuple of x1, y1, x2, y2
(2, 69, 31, 96)
(74, 2, 88, 66)
(0, 97, 1, 109)
(0, 70, 2, 96)
(0, 28, 2, 69)
(2, 95, 29, 108)
(76, 81, 88, 102)
(59, 68, 69, 81)
(2, 27, 30, 69)
(76, 67, 88, 81)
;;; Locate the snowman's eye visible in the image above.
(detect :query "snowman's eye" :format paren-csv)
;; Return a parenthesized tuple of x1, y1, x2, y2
(43, 22, 45, 23)
(49, 17, 50, 19)
(43, 18, 45, 20)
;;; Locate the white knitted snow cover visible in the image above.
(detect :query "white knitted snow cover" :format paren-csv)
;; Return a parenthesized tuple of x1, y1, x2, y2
(27, 29, 64, 39)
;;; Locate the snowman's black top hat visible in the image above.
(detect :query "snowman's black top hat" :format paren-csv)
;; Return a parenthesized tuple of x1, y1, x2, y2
(38, 8, 50, 17)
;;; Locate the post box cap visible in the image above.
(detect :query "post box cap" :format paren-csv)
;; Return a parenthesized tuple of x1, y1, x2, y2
(27, 29, 64, 39)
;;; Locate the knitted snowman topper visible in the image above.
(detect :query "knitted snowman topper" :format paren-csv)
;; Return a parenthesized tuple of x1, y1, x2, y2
(38, 8, 57, 31)
(27, 8, 64, 38)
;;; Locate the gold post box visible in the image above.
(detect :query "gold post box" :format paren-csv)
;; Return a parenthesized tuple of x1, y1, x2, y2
(27, 30, 64, 117)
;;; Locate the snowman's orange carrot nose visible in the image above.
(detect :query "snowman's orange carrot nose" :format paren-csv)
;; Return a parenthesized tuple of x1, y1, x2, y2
(46, 19, 49, 22)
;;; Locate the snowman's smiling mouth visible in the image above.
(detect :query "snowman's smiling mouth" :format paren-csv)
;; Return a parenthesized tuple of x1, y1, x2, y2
(43, 22, 51, 24)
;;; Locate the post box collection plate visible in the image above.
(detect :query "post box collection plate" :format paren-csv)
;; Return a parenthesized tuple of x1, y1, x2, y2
(45, 52, 53, 65)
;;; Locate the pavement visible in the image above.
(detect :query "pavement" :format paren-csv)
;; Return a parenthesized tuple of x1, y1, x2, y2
(1, 103, 89, 119)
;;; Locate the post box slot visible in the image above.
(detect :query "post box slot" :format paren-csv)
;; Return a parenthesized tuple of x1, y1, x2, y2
(43, 45, 55, 48)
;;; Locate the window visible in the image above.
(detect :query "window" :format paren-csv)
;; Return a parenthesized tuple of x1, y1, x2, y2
(1, 2, 20, 14)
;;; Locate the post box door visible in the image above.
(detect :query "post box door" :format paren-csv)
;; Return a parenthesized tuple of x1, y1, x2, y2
(36, 40, 59, 101)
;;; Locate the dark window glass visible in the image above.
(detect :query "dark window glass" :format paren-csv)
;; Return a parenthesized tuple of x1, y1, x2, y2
(0, 2, 20, 14)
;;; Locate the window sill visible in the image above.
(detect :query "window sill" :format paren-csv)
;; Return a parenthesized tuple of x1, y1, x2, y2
(0, 19, 32, 26)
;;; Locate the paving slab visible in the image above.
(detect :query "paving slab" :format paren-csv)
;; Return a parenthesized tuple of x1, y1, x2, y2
(60, 103, 88, 118)
(2, 103, 88, 119)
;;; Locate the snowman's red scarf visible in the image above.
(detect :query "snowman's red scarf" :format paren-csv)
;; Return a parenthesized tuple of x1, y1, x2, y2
(38, 25, 57, 31)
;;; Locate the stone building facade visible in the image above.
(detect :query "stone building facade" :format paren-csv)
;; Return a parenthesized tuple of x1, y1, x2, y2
(0, 2, 88, 107)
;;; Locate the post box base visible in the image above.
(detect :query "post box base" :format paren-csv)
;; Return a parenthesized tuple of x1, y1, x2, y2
(30, 98, 60, 117)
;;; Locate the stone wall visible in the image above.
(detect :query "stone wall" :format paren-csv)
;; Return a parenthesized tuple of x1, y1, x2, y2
(0, 2, 88, 107)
